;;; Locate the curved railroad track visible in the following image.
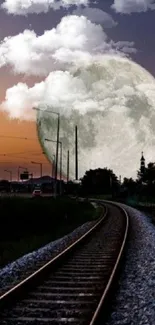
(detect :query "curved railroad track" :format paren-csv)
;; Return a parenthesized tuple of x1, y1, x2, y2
(0, 201, 129, 325)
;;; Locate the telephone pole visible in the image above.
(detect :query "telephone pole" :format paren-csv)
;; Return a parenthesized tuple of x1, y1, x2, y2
(52, 155, 55, 179)
(75, 125, 78, 181)
(32, 107, 60, 197)
(67, 150, 69, 182)
(4, 169, 12, 181)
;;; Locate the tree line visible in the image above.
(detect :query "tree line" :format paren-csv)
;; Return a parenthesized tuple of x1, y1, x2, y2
(67, 163, 155, 201)
(1, 162, 155, 200)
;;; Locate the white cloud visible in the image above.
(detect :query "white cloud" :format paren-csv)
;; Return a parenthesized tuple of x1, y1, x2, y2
(0, 15, 136, 76)
(112, 0, 155, 14)
(1, 55, 155, 120)
(73, 7, 117, 27)
(1, 70, 88, 119)
(1, 0, 89, 15)
(0, 81, 44, 120)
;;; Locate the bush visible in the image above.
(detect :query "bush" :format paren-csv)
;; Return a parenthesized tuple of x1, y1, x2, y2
(0, 197, 94, 241)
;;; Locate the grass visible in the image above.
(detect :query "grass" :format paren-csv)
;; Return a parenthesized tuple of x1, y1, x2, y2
(117, 196, 155, 227)
(88, 194, 113, 200)
(0, 196, 101, 268)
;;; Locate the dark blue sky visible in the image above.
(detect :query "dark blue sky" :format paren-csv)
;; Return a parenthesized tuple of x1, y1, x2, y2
(0, 0, 155, 85)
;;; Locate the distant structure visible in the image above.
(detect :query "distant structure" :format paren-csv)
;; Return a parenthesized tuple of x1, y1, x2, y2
(75, 125, 78, 180)
(140, 151, 145, 177)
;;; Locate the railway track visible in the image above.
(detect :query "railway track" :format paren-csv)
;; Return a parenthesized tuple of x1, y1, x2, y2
(0, 201, 129, 325)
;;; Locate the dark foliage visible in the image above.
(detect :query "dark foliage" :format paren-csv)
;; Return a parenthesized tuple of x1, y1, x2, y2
(80, 168, 120, 196)
(0, 197, 93, 242)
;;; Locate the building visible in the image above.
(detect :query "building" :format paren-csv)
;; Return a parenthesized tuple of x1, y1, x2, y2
(137, 151, 146, 182)
(140, 152, 145, 176)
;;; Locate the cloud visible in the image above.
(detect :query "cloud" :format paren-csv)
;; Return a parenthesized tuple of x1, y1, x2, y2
(1, 70, 86, 119)
(0, 82, 40, 120)
(1, 55, 155, 121)
(112, 0, 155, 14)
(73, 7, 117, 27)
(1, 0, 89, 15)
(0, 15, 136, 76)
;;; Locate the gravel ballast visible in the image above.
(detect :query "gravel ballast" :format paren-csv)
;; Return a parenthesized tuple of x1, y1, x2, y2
(0, 220, 95, 296)
(106, 203, 155, 325)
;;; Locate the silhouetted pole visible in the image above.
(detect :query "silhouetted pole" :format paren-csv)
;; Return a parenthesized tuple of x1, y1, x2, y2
(75, 125, 78, 180)
(67, 150, 69, 182)
(4, 169, 12, 181)
(52, 155, 55, 179)
(32, 107, 60, 196)
(59, 141, 62, 195)
(55, 114, 60, 197)
(45, 137, 62, 195)
(59, 142, 62, 182)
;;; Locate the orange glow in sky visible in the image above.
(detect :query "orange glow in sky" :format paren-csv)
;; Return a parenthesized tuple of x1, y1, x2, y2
(0, 72, 52, 180)
(0, 111, 52, 180)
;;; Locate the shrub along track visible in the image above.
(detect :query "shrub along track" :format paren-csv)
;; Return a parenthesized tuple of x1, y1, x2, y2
(0, 201, 129, 325)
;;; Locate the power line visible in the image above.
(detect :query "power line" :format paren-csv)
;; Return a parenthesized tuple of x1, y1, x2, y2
(0, 160, 50, 165)
(0, 150, 43, 156)
(0, 135, 37, 141)
(1, 155, 41, 161)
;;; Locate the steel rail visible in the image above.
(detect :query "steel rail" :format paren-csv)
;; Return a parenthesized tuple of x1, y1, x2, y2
(0, 201, 129, 325)
(89, 200, 129, 325)
(0, 204, 107, 307)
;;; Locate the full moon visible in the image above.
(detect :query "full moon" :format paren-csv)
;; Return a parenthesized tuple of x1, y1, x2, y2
(36, 55, 155, 180)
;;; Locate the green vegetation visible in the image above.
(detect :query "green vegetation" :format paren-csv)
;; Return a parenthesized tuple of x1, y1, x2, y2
(0, 197, 100, 268)
(80, 168, 119, 196)
(90, 194, 113, 200)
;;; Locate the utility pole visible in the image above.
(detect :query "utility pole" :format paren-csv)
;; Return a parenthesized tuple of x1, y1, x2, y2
(75, 125, 78, 181)
(45, 137, 62, 195)
(67, 150, 69, 182)
(32, 107, 60, 197)
(4, 169, 12, 181)
(59, 142, 62, 183)
(55, 114, 60, 197)
(52, 155, 55, 179)
(59, 141, 62, 195)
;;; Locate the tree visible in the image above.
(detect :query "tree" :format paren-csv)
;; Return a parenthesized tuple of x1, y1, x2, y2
(137, 162, 155, 199)
(143, 163, 155, 184)
(0, 180, 10, 192)
(122, 177, 137, 196)
(80, 168, 119, 195)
